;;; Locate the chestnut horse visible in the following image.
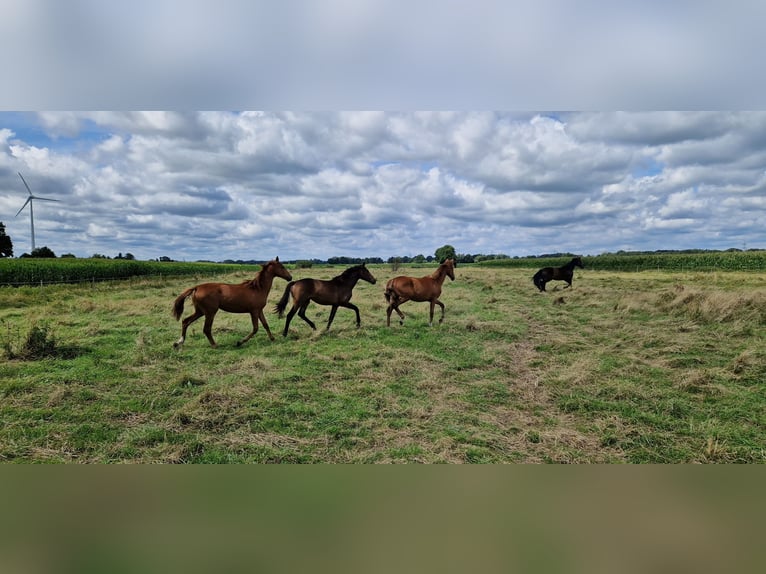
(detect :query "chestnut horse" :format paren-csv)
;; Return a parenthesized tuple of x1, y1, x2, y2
(532, 256, 584, 292)
(385, 258, 456, 326)
(274, 263, 377, 336)
(172, 257, 292, 348)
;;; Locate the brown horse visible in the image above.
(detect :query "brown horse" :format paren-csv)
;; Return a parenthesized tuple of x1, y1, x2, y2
(274, 263, 377, 336)
(385, 258, 456, 326)
(533, 256, 584, 292)
(172, 257, 292, 348)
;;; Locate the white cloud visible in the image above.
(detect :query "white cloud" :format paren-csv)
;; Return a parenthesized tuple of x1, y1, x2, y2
(3, 111, 766, 259)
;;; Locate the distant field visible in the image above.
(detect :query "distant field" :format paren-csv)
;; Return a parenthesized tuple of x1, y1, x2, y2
(3, 250, 764, 287)
(0, 258, 260, 286)
(480, 250, 766, 272)
(1, 263, 764, 463)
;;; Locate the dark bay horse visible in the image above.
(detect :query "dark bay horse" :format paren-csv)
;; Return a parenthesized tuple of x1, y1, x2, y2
(274, 263, 377, 336)
(172, 257, 292, 348)
(385, 258, 455, 326)
(533, 256, 584, 292)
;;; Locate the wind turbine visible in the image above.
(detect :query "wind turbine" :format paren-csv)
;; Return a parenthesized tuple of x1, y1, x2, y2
(15, 172, 60, 252)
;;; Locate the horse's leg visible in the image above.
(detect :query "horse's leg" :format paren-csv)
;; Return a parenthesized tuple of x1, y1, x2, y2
(393, 303, 405, 325)
(326, 305, 339, 330)
(386, 293, 406, 327)
(386, 303, 405, 326)
(175, 308, 204, 348)
(202, 311, 218, 348)
(283, 304, 298, 336)
(435, 299, 446, 324)
(298, 303, 317, 330)
(349, 302, 362, 328)
(334, 302, 361, 328)
(428, 300, 436, 327)
(236, 311, 260, 347)
(258, 309, 276, 341)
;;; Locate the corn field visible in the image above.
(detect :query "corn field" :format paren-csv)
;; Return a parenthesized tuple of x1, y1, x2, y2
(479, 250, 766, 272)
(0, 258, 260, 286)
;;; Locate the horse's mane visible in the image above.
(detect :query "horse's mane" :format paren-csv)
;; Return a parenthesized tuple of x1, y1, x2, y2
(333, 264, 364, 282)
(245, 262, 272, 290)
(243, 270, 263, 289)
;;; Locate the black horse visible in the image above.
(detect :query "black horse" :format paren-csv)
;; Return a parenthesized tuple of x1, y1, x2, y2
(274, 264, 377, 336)
(533, 257, 584, 292)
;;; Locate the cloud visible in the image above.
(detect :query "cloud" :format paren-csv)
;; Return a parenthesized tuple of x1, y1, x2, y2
(2, 111, 766, 260)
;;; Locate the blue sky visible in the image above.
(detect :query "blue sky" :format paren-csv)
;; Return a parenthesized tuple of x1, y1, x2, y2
(1, 3, 765, 261)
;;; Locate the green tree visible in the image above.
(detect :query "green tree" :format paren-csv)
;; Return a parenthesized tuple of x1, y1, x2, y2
(434, 244, 456, 262)
(0, 221, 13, 258)
(30, 246, 56, 258)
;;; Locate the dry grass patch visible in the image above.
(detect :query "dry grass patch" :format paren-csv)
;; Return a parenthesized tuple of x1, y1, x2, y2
(657, 284, 766, 324)
(673, 369, 730, 397)
(173, 383, 257, 432)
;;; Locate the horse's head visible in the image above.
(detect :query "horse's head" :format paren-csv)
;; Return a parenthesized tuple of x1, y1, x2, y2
(266, 256, 293, 281)
(573, 256, 584, 269)
(359, 263, 377, 284)
(444, 258, 456, 281)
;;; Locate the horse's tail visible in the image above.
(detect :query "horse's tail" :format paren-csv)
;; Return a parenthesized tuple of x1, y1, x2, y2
(172, 288, 196, 320)
(274, 281, 295, 317)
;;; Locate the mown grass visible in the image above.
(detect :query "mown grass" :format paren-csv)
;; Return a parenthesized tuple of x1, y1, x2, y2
(1, 265, 764, 463)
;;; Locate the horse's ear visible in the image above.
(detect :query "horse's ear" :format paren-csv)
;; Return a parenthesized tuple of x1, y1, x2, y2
(275, 256, 279, 262)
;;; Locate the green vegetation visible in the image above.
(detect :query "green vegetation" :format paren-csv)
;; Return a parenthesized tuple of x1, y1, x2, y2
(1, 262, 764, 463)
(0, 258, 260, 286)
(6, 249, 761, 287)
(479, 249, 766, 272)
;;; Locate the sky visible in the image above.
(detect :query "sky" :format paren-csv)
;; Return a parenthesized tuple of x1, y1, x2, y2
(2, 111, 766, 261)
(1, 2, 766, 262)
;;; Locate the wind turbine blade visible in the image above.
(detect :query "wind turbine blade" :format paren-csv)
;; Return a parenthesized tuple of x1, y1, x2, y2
(33, 197, 60, 202)
(18, 172, 33, 195)
(15, 197, 31, 217)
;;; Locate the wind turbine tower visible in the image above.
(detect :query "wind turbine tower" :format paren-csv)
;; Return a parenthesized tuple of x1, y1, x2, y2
(15, 172, 60, 252)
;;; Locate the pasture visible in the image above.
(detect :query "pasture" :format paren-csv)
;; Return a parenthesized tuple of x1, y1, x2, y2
(1, 263, 764, 463)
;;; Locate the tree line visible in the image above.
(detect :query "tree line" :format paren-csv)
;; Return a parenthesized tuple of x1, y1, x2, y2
(2, 224, 761, 265)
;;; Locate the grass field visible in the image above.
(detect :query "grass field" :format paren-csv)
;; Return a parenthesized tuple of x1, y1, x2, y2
(1, 263, 764, 463)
